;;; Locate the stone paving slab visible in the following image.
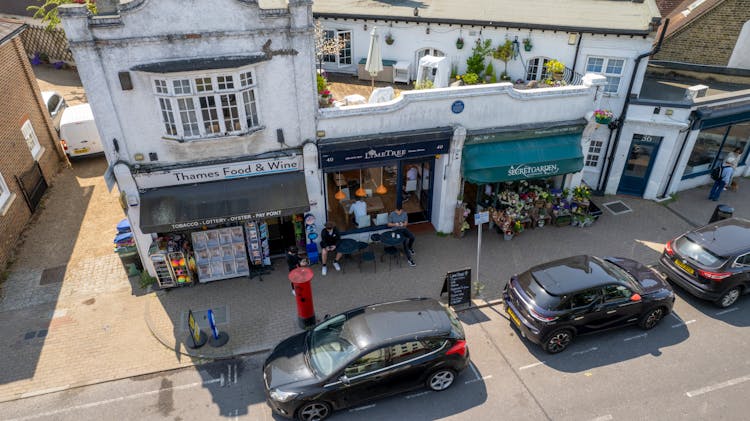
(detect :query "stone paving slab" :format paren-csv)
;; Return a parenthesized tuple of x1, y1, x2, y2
(666, 176, 749, 227)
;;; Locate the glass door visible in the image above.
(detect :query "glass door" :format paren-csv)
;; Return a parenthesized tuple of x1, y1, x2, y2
(400, 159, 434, 223)
(617, 134, 663, 196)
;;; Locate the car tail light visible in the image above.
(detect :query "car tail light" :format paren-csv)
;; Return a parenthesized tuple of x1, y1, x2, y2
(60, 139, 68, 151)
(445, 340, 467, 357)
(698, 269, 732, 281)
(529, 307, 557, 322)
(665, 240, 674, 257)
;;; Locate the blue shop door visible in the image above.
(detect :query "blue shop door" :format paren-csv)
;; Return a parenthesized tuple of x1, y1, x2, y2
(617, 135, 663, 196)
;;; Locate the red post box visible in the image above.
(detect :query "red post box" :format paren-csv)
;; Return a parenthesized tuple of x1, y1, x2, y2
(288, 267, 316, 328)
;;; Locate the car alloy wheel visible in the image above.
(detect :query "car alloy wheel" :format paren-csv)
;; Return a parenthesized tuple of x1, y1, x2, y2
(428, 369, 456, 391)
(543, 329, 573, 354)
(640, 307, 664, 330)
(297, 402, 331, 421)
(717, 287, 741, 308)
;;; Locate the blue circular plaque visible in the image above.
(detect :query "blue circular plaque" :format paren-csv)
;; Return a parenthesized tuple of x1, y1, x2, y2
(451, 100, 465, 114)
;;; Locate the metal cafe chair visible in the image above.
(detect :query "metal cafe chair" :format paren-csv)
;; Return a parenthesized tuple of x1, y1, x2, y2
(357, 241, 376, 273)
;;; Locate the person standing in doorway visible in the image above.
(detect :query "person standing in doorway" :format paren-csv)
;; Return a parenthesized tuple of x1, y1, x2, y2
(709, 163, 733, 201)
(320, 222, 342, 275)
(387, 206, 416, 267)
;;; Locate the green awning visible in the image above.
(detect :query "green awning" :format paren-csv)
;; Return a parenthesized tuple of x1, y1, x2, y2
(462, 134, 584, 183)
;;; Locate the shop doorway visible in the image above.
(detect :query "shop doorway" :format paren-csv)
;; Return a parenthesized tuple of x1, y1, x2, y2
(400, 159, 433, 223)
(617, 134, 663, 196)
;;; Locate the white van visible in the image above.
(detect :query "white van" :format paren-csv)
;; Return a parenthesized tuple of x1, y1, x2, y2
(59, 104, 104, 158)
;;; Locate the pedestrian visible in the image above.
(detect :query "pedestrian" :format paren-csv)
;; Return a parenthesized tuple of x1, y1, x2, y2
(320, 222, 342, 275)
(725, 147, 742, 190)
(708, 163, 733, 201)
(286, 246, 308, 295)
(387, 206, 416, 267)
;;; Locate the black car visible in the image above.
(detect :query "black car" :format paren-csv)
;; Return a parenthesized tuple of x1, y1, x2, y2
(659, 217, 750, 308)
(263, 298, 469, 421)
(503, 255, 674, 353)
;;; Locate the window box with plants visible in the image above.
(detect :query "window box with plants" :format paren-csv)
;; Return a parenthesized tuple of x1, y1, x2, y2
(593, 109, 614, 125)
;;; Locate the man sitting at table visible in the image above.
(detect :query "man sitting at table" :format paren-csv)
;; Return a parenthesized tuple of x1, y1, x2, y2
(387, 207, 416, 267)
(349, 197, 367, 226)
(320, 222, 342, 276)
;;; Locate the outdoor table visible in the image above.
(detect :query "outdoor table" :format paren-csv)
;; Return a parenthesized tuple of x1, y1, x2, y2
(336, 238, 359, 272)
(380, 230, 406, 246)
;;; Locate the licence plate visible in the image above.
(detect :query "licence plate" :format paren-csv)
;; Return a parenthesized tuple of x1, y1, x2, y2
(674, 258, 695, 275)
(73, 147, 89, 154)
(507, 307, 521, 327)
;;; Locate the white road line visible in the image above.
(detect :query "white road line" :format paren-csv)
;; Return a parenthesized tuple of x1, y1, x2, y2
(6, 378, 222, 421)
(519, 361, 546, 370)
(590, 415, 613, 421)
(404, 391, 431, 399)
(220, 373, 225, 387)
(571, 347, 598, 356)
(233, 363, 238, 384)
(465, 375, 492, 384)
(349, 404, 376, 412)
(623, 333, 648, 342)
(686, 374, 750, 397)
(468, 361, 481, 381)
(671, 319, 696, 328)
(716, 307, 739, 316)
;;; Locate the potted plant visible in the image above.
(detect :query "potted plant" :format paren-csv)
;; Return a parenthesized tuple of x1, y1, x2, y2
(492, 40, 515, 82)
(523, 38, 533, 51)
(484, 62, 496, 83)
(385, 33, 394, 45)
(593, 109, 614, 125)
(456, 37, 464, 50)
(572, 185, 591, 205)
(545, 59, 565, 80)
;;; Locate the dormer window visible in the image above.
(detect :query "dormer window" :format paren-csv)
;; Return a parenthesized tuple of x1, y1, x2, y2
(153, 68, 261, 140)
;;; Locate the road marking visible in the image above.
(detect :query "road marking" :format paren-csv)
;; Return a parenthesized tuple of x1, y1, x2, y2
(468, 361, 481, 381)
(405, 391, 431, 399)
(716, 307, 739, 316)
(571, 347, 598, 356)
(623, 333, 648, 341)
(519, 361, 546, 370)
(7, 378, 222, 421)
(590, 415, 613, 421)
(671, 319, 696, 328)
(349, 404, 376, 412)
(686, 374, 750, 397)
(464, 375, 492, 384)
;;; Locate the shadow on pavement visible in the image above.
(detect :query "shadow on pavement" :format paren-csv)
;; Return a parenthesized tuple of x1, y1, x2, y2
(197, 356, 265, 418)
(670, 286, 750, 327)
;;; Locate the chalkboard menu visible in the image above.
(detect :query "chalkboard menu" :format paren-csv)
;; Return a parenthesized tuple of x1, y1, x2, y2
(445, 268, 472, 307)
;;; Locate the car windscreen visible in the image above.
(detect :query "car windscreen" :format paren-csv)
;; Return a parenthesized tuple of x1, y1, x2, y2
(517, 272, 561, 310)
(597, 258, 641, 292)
(308, 314, 360, 377)
(675, 236, 726, 268)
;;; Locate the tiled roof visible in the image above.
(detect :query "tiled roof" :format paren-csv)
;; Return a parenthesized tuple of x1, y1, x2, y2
(0, 17, 25, 46)
(660, 0, 725, 38)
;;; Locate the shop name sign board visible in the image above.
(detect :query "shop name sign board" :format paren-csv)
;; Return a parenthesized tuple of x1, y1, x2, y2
(321, 139, 449, 169)
(170, 210, 285, 231)
(134, 156, 303, 188)
(508, 163, 560, 179)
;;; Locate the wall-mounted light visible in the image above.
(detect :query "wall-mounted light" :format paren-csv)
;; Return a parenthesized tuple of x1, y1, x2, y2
(364, 23, 367, 31)
(413, 7, 418, 16)
(134, 153, 145, 161)
(426, 27, 430, 35)
(568, 33, 579, 45)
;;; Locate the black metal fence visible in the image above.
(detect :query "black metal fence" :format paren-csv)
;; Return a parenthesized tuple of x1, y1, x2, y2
(20, 24, 74, 63)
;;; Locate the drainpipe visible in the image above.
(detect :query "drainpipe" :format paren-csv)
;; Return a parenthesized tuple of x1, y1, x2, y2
(658, 112, 696, 199)
(599, 18, 669, 194)
(594, 125, 617, 192)
(570, 32, 583, 75)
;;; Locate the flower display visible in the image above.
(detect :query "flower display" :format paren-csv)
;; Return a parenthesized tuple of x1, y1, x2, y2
(593, 109, 614, 122)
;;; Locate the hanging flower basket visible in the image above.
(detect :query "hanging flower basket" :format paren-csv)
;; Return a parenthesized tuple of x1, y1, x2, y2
(456, 38, 464, 50)
(385, 34, 394, 45)
(594, 109, 614, 125)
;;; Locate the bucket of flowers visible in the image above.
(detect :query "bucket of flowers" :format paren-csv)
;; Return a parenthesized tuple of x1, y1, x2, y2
(593, 109, 614, 125)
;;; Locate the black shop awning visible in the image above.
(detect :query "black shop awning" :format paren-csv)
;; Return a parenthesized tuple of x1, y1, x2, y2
(139, 171, 309, 233)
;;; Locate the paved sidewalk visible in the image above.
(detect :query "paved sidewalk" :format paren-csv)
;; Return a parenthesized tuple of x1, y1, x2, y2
(666, 176, 749, 227)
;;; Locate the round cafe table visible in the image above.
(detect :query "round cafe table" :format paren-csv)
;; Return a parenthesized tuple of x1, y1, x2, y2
(380, 230, 406, 246)
(336, 239, 359, 272)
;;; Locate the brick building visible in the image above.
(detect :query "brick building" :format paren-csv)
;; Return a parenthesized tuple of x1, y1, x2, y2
(653, 0, 750, 67)
(0, 18, 67, 269)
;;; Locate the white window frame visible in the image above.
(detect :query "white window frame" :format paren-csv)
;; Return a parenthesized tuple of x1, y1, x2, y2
(0, 171, 12, 213)
(21, 120, 43, 160)
(526, 57, 550, 81)
(152, 67, 262, 141)
(323, 29, 352, 67)
(585, 56, 625, 95)
(585, 139, 604, 167)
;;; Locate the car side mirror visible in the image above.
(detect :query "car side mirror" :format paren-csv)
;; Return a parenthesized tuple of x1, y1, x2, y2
(339, 375, 350, 385)
(630, 293, 642, 302)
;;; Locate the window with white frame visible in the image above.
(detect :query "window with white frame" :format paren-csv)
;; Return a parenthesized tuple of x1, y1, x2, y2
(0, 171, 11, 211)
(21, 120, 42, 159)
(153, 69, 261, 140)
(586, 56, 625, 94)
(526, 57, 550, 81)
(323, 30, 352, 66)
(585, 139, 605, 167)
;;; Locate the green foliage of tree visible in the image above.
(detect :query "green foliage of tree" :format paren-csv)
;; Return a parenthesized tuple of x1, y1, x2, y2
(465, 39, 492, 75)
(28, 0, 97, 31)
(492, 40, 514, 75)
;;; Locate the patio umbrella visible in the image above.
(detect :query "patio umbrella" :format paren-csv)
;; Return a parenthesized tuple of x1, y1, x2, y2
(365, 27, 383, 91)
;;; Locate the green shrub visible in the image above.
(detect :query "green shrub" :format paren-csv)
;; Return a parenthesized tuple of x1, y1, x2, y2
(545, 59, 565, 74)
(414, 79, 434, 90)
(485, 62, 494, 78)
(316, 74, 328, 93)
(462, 73, 479, 85)
(466, 39, 492, 75)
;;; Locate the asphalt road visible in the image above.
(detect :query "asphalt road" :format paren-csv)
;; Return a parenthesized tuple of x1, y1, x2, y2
(1, 291, 749, 421)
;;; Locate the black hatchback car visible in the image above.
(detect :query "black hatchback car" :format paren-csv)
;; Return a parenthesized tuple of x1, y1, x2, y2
(659, 217, 750, 308)
(504, 255, 674, 353)
(263, 298, 469, 421)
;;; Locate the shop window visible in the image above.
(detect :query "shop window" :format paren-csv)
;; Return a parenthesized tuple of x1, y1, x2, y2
(586, 56, 624, 94)
(0, 171, 11, 212)
(154, 69, 261, 139)
(526, 57, 550, 81)
(722, 122, 750, 166)
(323, 30, 352, 66)
(585, 139, 604, 167)
(683, 126, 729, 177)
(21, 120, 42, 160)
